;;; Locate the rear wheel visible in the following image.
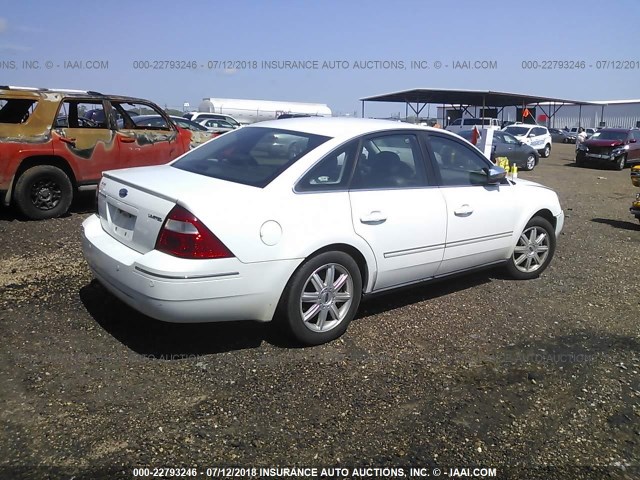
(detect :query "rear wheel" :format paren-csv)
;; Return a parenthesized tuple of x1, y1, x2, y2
(14, 165, 73, 220)
(281, 251, 362, 345)
(505, 216, 556, 280)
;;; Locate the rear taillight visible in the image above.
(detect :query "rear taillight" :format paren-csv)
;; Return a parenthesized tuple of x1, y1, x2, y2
(155, 205, 234, 259)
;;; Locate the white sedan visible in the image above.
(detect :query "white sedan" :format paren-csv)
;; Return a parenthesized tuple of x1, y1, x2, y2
(82, 118, 564, 345)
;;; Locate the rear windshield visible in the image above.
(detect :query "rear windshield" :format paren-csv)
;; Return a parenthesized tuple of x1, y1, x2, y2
(0, 98, 38, 124)
(172, 126, 331, 187)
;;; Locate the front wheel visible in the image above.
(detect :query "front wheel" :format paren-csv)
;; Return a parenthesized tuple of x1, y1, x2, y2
(505, 216, 556, 280)
(542, 144, 551, 158)
(281, 251, 362, 345)
(524, 154, 536, 171)
(14, 165, 73, 220)
(615, 155, 626, 171)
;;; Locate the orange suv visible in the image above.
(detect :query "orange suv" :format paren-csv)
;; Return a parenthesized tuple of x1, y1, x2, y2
(0, 86, 193, 219)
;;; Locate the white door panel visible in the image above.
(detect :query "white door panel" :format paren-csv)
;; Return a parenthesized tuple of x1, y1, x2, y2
(349, 189, 447, 290)
(438, 185, 520, 275)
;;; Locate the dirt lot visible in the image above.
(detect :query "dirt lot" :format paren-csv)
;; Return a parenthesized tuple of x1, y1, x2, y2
(1, 143, 639, 480)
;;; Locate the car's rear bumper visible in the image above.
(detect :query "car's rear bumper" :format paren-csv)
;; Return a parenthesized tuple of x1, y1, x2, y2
(81, 214, 300, 323)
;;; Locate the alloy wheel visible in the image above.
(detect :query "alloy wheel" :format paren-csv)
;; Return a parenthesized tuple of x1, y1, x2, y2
(512, 226, 550, 273)
(299, 263, 353, 333)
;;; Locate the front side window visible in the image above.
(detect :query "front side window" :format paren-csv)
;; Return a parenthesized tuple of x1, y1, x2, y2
(351, 133, 427, 189)
(172, 127, 331, 188)
(428, 135, 492, 187)
(113, 102, 169, 130)
(501, 132, 519, 144)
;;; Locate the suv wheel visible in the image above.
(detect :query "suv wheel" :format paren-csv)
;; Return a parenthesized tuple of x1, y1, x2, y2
(542, 144, 551, 158)
(14, 165, 73, 220)
(615, 154, 626, 171)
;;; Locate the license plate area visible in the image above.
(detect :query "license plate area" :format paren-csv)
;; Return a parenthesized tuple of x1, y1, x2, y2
(106, 200, 138, 240)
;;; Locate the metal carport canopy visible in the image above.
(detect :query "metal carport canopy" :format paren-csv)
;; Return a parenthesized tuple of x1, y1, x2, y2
(359, 88, 601, 124)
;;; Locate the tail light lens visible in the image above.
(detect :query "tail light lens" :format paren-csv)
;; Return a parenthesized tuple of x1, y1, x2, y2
(155, 205, 234, 259)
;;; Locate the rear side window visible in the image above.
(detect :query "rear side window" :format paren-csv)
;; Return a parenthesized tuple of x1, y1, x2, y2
(0, 98, 38, 124)
(55, 100, 108, 128)
(297, 140, 359, 192)
(172, 127, 331, 188)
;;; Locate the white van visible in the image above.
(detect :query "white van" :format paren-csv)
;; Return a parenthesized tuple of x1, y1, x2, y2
(445, 117, 501, 133)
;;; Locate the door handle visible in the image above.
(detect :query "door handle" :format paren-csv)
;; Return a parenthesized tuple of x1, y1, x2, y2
(119, 135, 136, 143)
(454, 204, 474, 217)
(360, 211, 387, 224)
(60, 137, 76, 147)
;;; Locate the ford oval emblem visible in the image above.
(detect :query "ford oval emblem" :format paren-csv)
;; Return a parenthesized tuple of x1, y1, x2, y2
(119, 188, 128, 198)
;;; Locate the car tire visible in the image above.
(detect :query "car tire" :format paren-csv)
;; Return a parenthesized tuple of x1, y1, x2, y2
(14, 165, 73, 220)
(542, 144, 551, 158)
(524, 154, 536, 171)
(505, 216, 556, 280)
(615, 154, 626, 171)
(281, 251, 362, 345)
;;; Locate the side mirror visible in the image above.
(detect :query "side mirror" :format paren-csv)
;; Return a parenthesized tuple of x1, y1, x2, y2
(528, 133, 535, 138)
(485, 166, 506, 185)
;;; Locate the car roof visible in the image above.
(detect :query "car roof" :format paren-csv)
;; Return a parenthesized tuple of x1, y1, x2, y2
(0, 86, 156, 104)
(246, 117, 449, 139)
(598, 127, 633, 132)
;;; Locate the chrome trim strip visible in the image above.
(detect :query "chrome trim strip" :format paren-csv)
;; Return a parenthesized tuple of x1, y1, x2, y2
(78, 184, 98, 191)
(134, 267, 239, 280)
(445, 231, 512, 248)
(384, 243, 445, 258)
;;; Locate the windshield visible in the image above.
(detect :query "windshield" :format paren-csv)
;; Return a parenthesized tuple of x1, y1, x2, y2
(172, 127, 331, 187)
(590, 130, 628, 141)
(504, 126, 529, 136)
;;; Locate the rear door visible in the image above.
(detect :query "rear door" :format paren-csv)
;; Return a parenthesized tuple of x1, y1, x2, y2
(52, 98, 118, 183)
(348, 132, 447, 291)
(425, 132, 520, 274)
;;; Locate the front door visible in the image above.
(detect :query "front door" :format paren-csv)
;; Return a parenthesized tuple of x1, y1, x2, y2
(110, 101, 183, 168)
(426, 133, 520, 275)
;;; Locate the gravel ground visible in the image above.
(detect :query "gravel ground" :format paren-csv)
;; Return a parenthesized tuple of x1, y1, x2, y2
(1, 143, 639, 480)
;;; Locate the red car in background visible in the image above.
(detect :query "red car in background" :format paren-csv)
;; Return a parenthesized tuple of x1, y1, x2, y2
(0, 86, 193, 219)
(576, 128, 640, 170)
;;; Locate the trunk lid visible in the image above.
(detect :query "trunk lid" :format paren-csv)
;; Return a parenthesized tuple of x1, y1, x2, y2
(97, 164, 257, 254)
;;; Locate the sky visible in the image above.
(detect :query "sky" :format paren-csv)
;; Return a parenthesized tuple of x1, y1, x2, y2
(1, 0, 639, 117)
